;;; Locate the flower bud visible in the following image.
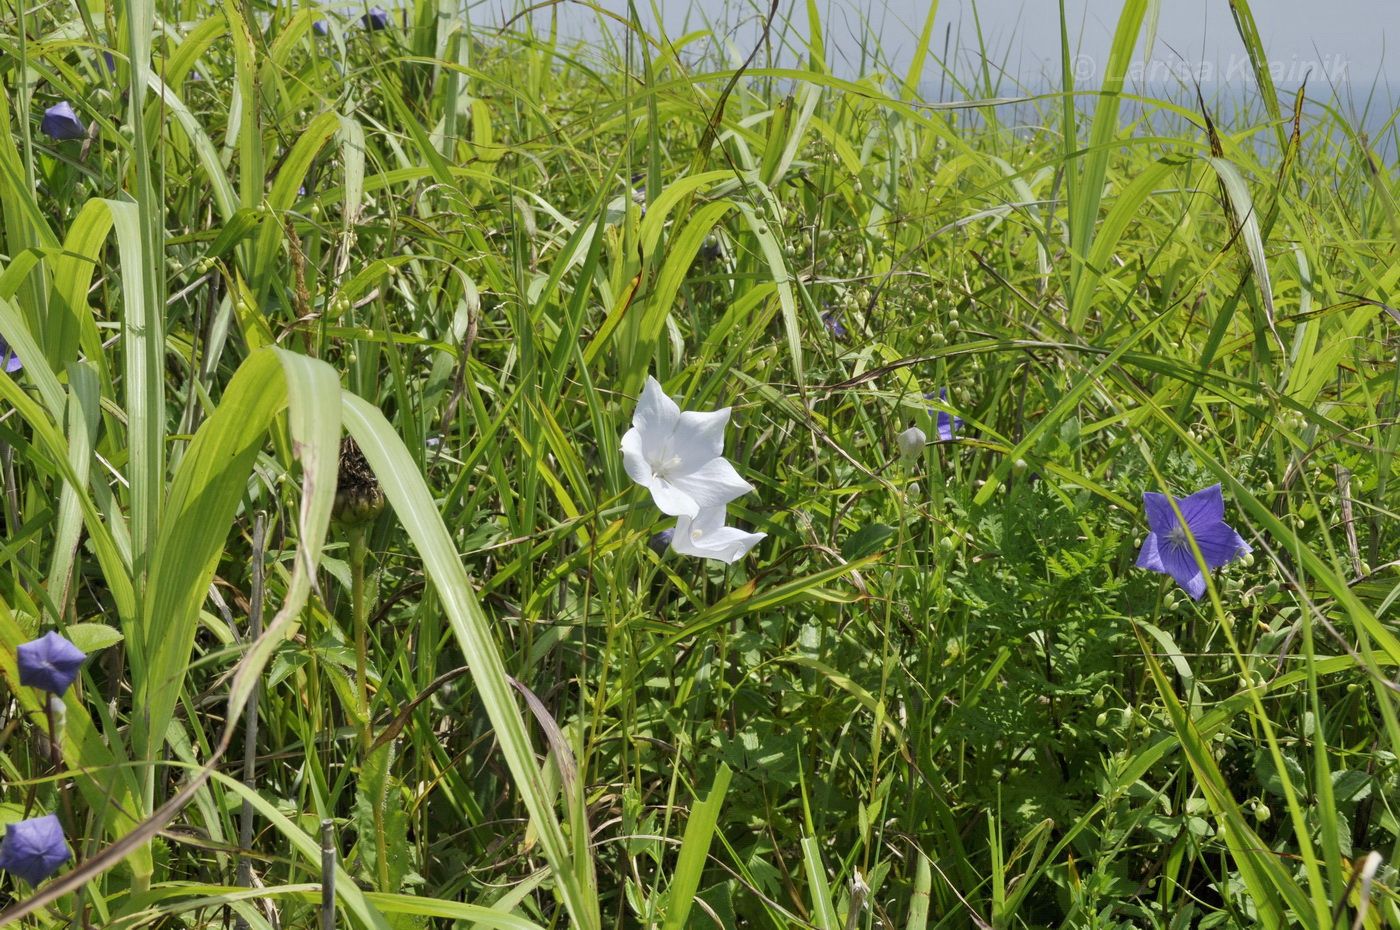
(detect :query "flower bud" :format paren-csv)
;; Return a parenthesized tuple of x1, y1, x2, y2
(896, 426, 926, 462)
(40, 101, 86, 141)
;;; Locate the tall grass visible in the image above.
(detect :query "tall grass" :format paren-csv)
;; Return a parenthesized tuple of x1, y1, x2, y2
(0, 0, 1398, 927)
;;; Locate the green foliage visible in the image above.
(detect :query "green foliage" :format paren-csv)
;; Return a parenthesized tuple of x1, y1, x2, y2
(0, 0, 1397, 928)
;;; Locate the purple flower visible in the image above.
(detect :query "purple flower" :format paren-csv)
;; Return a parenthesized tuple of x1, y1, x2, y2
(361, 6, 390, 30)
(647, 528, 674, 556)
(313, 19, 329, 35)
(17, 631, 86, 696)
(102, 51, 117, 72)
(820, 311, 848, 341)
(1136, 484, 1251, 600)
(923, 389, 963, 441)
(0, 815, 70, 885)
(0, 336, 21, 374)
(40, 102, 85, 142)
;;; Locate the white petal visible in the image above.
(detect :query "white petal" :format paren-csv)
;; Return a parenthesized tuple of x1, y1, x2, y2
(632, 376, 680, 462)
(620, 428, 653, 487)
(672, 507, 766, 563)
(670, 456, 753, 510)
(647, 477, 700, 517)
(666, 408, 731, 467)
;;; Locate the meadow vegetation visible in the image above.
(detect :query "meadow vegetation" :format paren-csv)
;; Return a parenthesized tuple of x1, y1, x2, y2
(0, 0, 1398, 927)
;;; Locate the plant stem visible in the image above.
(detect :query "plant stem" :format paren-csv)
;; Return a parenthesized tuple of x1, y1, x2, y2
(320, 819, 336, 930)
(350, 524, 371, 755)
(235, 514, 266, 929)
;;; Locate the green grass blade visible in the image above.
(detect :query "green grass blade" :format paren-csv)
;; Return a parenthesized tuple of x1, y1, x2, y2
(662, 763, 731, 930)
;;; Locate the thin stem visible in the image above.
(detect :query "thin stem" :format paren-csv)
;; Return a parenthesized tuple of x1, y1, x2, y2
(46, 696, 82, 930)
(235, 513, 267, 928)
(320, 819, 336, 930)
(348, 523, 391, 890)
(45, 696, 76, 847)
(350, 525, 371, 754)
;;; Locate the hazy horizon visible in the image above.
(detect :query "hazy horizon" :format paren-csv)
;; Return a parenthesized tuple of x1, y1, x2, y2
(483, 0, 1396, 100)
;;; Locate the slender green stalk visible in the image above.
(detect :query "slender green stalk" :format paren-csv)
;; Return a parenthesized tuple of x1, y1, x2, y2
(350, 524, 371, 755)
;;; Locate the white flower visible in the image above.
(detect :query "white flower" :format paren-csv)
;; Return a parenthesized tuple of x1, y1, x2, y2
(896, 426, 927, 461)
(621, 376, 753, 517)
(670, 506, 766, 563)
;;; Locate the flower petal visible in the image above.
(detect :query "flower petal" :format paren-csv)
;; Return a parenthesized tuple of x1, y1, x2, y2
(668, 408, 731, 466)
(1136, 533, 1165, 571)
(1142, 491, 1179, 536)
(671, 508, 765, 563)
(632, 376, 680, 458)
(620, 428, 653, 487)
(647, 478, 700, 518)
(936, 410, 956, 442)
(670, 456, 753, 510)
(1159, 540, 1207, 600)
(1194, 521, 1251, 570)
(1177, 569, 1207, 600)
(1178, 484, 1224, 528)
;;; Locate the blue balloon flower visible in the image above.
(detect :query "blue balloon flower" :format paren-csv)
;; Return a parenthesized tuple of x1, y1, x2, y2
(820, 310, 848, 341)
(647, 527, 674, 556)
(40, 101, 86, 142)
(361, 6, 390, 30)
(1136, 483, 1252, 600)
(0, 815, 70, 885)
(923, 388, 963, 441)
(17, 631, 87, 696)
(0, 335, 21, 374)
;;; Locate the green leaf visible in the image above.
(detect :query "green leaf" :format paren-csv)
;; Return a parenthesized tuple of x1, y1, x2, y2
(64, 622, 124, 654)
(662, 764, 731, 930)
(841, 523, 896, 560)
